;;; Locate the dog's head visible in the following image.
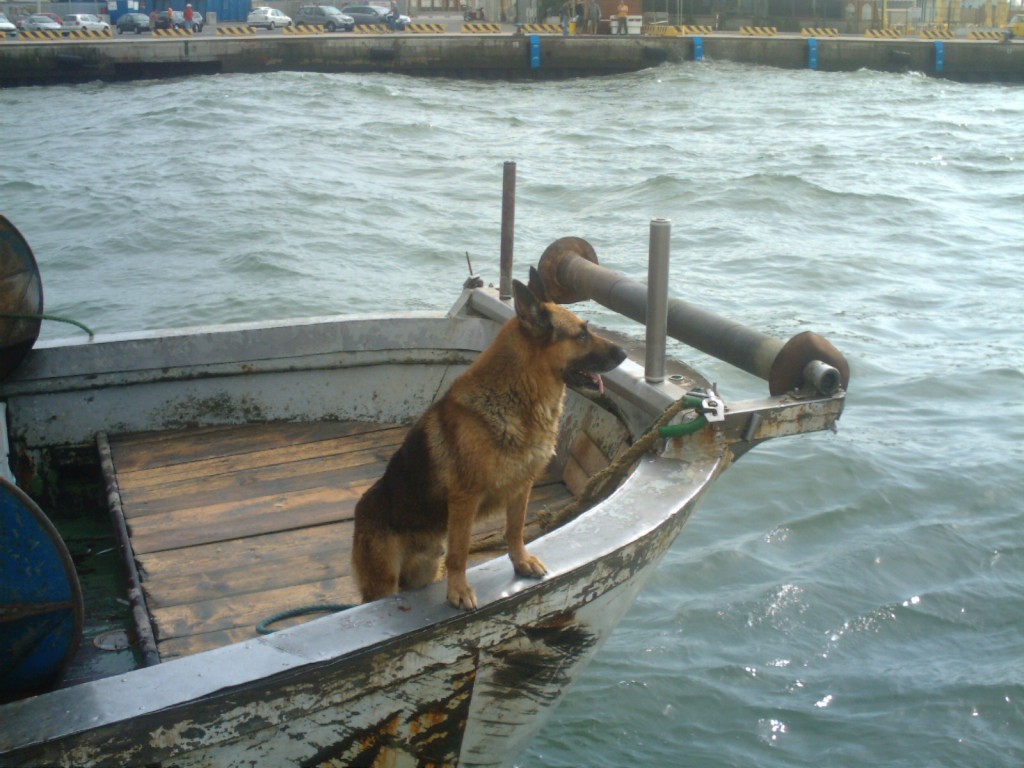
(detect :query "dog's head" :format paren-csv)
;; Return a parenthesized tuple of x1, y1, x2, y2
(513, 268, 627, 394)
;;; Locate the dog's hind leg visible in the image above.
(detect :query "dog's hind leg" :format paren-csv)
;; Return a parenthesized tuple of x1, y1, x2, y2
(399, 535, 445, 591)
(505, 486, 548, 579)
(352, 528, 401, 602)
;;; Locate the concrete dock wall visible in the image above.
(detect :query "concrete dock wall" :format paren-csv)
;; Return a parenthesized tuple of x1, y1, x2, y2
(1, 33, 1022, 88)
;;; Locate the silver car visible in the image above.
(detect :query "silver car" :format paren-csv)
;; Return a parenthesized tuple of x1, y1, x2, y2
(246, 7, 292, 29)
(61, 13, 111, 34)
(19, 15, 63, 32)
(294, 5, 354, 32)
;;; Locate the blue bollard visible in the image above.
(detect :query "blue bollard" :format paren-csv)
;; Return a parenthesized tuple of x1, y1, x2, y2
(530, 34, 541, 69)
(808, 37, 818, 70)
(935, 40, 944, 73)
(694, 35, 704, 61)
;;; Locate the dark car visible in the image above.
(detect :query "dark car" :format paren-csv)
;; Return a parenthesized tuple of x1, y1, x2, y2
(294, 5, 355, 32)
(154, 9, 204, 32)
(116, 12, 151, 33)
(340, 4, 408, 28)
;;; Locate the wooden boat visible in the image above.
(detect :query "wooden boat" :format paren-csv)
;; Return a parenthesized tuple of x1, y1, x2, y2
(0, 212, 847, 767)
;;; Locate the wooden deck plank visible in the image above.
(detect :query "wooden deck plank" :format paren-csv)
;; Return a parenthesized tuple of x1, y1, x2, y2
(151, 575, 360, 645)
(150, 575, 359, 641)
(139, 520, 353, 580)
(119, 445, 392, 519)
(109, 421, 386, 473)
(141, 522, 353, 608)
(113, 426, 406, 494)
(126, 484, 366, 555)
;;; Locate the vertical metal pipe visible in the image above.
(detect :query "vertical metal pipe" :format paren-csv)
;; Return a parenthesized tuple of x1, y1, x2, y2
(499, 161, 516, 300)
(645, 218, 671, 384)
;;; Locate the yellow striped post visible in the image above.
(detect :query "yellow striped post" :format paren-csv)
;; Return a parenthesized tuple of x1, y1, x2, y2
(68, 28, 113, 38)
(678, 24, 714, 34)
(865, 28, 902, 38)
(216, 25, 257, 36)
(520, 23, 562, 34)
(919, 26, 953, 38)
(967, 29, 1004, 39)
(19, 30, 63, 40)
(740, 26, 778, 35)
(284, 24, 324, 34)
(801, 27, 839, 37)
(461, 22, 502, 33)
(407, 22, 446, 33)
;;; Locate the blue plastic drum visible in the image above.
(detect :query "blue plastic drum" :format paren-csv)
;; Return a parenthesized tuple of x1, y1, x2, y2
(0, 478, 83, 697)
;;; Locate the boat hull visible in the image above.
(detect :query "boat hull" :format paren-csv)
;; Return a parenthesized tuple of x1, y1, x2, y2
(0, 285, 843, 766)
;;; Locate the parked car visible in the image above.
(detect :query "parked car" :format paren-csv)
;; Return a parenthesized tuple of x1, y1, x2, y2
(153, 10, 204, 32)
(61, 14, 111, 34)
(18, 13, 63, 32)
(116, 12, 152, 33)
(246, 7, 293, 28)
(0, 13, 17, 35)
(294, 5, 354, 32)
(340, 4, 409, 28)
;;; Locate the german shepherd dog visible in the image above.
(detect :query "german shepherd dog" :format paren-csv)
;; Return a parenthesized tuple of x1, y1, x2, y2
(352, 268, 627, 610)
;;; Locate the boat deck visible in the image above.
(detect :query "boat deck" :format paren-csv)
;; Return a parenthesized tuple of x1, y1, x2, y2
(101, 420, 609, 662)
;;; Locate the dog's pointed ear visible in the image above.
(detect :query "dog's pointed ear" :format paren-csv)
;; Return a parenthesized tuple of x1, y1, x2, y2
(513, 279, 553, 338)
(527, 266, 550, 303)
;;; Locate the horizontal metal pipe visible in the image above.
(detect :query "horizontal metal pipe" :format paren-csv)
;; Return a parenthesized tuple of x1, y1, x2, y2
(536, 237, 849, 395)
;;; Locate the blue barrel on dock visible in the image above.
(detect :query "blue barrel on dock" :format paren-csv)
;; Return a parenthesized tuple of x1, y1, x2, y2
(0, 479, 83, 696)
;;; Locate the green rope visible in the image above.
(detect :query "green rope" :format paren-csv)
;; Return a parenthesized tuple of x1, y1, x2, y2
(0, 312, 95, 339)
(256, 603, 356, 635)
(657, 395, 710, 438)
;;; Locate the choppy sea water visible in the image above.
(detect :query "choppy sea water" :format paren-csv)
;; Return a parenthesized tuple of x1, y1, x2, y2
(2, 62, 1023, 767)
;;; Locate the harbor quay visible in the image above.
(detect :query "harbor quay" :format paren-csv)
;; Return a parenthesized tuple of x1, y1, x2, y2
(1, 27, 1022, 86)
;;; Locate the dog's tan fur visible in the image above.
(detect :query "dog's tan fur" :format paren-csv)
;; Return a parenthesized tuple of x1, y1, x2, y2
(352, 269, 627, 609)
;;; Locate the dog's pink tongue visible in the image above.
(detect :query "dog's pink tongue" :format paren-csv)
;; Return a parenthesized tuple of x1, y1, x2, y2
(587, 372, 605, 395)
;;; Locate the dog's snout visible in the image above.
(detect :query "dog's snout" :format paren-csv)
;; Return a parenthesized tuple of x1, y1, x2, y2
(609, 344, 627, 368)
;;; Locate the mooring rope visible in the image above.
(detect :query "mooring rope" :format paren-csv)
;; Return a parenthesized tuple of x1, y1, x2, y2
(0, 312, 95, 339)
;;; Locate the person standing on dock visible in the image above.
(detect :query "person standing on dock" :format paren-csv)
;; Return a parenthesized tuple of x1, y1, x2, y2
(616, 0, 629, 34)
(183, 3, 194, 31)
(585, 0, 599, 33)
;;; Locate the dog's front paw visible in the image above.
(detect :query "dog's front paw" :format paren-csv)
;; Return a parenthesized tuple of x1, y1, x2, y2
(447, 582, 478, 611)
(512, 553, 548, 579)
